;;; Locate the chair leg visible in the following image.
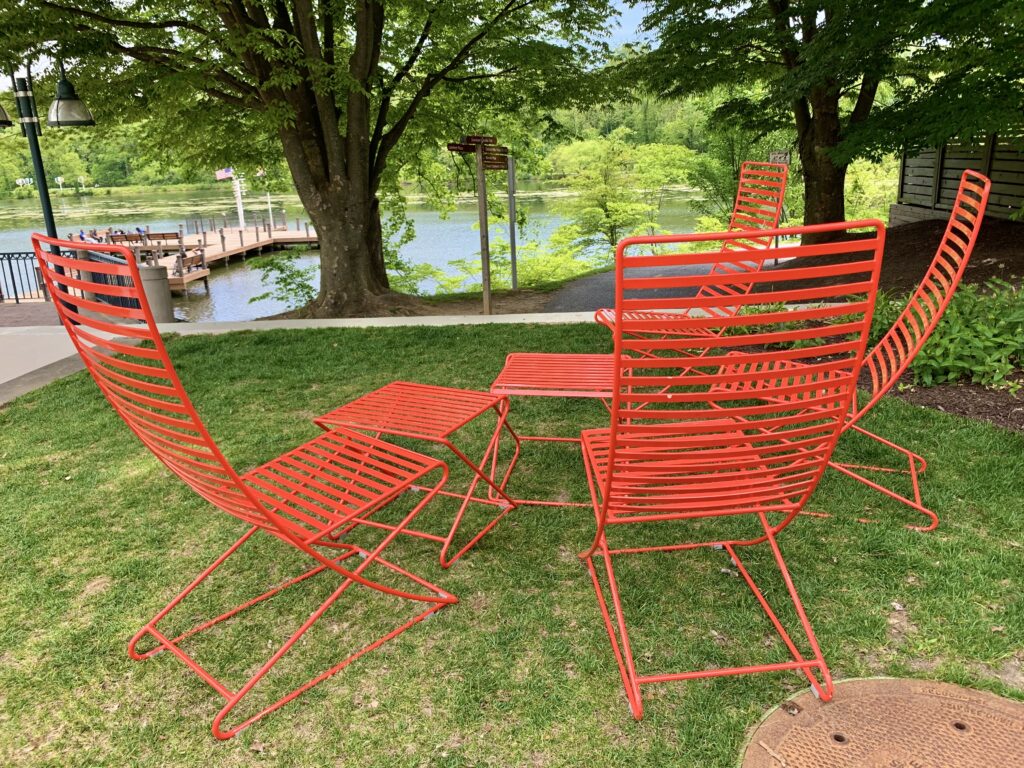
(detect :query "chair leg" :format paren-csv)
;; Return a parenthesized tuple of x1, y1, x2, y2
(433, 406, 522, 568)
(582, 516, 833, 719)
(128, 526, 456, 739)
(583, 533, 645, 718)
(830, 423, 938, 532)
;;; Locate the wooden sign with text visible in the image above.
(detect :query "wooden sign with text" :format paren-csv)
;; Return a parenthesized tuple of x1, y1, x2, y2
(444, 134, 518, 313)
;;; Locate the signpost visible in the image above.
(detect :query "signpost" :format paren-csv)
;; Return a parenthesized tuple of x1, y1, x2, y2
(769, 150, 791, 165)
(507, 156, 518, 289)
(474, 143, 492, 313)
(446, 135, 518, 313)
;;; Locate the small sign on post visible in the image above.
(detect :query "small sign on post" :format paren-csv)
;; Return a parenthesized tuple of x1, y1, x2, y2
(769, 150, 791, 165)
(446, 134, 517, 315)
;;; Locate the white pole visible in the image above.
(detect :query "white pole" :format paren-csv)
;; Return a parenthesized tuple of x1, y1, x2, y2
(232, 176, 246, 229)
(266, 192, 274, 230)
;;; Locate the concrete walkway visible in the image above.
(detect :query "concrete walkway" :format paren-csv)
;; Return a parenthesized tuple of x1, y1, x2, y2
(0, 311, 594, 405)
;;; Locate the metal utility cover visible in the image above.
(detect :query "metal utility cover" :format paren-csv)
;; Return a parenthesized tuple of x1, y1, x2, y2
(741, 678, 1024, 767)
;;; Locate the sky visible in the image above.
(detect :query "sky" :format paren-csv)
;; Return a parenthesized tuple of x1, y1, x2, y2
(609, 2, 652, 47)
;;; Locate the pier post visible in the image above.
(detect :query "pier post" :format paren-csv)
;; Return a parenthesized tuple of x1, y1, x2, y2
(295, 217, 300, 231)
(139, 264, 174, 323)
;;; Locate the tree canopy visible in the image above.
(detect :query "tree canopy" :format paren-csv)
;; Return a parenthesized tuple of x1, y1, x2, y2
(0, 0, 615, 315)
(639, 0, 1022, 235)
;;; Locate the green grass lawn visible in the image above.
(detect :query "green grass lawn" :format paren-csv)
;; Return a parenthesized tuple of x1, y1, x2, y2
(1, 323, 1021, 767)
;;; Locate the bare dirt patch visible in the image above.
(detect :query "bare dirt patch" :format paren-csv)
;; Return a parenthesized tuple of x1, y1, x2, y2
(79, 575, 113, 599)
(881, 372, 1024, 433)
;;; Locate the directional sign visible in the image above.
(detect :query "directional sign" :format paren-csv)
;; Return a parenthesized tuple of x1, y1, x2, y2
(447, 142, 478, 153)
(483, 146, 509, 156)
(464, 135, 497, 145)
(483, 161, 509, 171)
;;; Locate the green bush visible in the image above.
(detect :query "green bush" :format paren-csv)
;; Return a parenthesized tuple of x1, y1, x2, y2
(249, 252, 318, 310)
(871, 279, 1024, 391)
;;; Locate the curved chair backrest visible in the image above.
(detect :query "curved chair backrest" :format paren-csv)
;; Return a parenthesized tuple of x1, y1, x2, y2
(593, 161, 789, 329)
(728, 161, 789, 236)
(31, 234, 277, 531)
(693, 161, 789, 318)
(856, 170, 991, 421)
(596, 221, 884, 533)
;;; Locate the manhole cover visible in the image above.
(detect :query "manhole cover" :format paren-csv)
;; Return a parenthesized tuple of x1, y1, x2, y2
(741, 678, 1024, 767)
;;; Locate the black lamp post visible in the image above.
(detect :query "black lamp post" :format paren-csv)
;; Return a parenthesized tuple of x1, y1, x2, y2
(4, 61, 95, 241)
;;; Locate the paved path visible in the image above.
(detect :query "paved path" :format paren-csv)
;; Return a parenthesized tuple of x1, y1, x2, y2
(543, 264, 709, 312)
(0, 301, 60, 327)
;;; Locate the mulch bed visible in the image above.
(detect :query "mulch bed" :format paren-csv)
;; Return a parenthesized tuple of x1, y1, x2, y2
(873, 216, 1024, 295)
(762, 217, 1024, 296)
(881, 372, 1023, 433)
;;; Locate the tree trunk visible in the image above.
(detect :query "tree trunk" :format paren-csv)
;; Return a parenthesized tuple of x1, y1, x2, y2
(277, 121, 396, 318)
(305, 193, 391, 317)
(797, 91, 849, 244)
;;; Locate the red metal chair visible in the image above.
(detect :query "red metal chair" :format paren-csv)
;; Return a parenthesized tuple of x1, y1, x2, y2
(492, 161, 790, 409)
(828, 169, 991, 530)
(31, 234, 456, 739)
(707, 171, 991, 531)
(581, 221, 883, 718)
(593, 159, 789, 333)
(312, 381, 522, 567)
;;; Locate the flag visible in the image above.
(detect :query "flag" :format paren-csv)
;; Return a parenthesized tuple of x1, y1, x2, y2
(215, 167, 234, 181)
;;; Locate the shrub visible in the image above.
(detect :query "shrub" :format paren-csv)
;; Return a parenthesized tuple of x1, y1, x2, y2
(902, 279, 1024, 390)
(865, 280, 1023, 390)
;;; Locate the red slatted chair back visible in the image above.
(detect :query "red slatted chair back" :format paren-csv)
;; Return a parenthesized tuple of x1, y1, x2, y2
(31, 235, 276, 531)
(595, 221, 884, 532)
(694, 161, 789, 319)
(728, 161, 789, 237)
(856, 170, 991, 421)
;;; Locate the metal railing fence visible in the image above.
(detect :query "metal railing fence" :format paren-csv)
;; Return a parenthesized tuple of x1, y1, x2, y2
(0, 252, 47, 303)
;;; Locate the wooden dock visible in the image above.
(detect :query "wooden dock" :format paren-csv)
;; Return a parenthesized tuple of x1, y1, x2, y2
(64, 221, 319, 292)
(161, 227, 318, 290)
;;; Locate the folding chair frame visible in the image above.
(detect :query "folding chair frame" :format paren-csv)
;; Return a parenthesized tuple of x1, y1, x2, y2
(129, 516, 456, 739)
(825, 170, 992, 530)
(583, 512, 832, 719)
(578, 221, 883, 718)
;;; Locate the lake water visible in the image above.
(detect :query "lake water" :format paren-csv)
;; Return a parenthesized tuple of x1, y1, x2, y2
(0, 187, 701, 321)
